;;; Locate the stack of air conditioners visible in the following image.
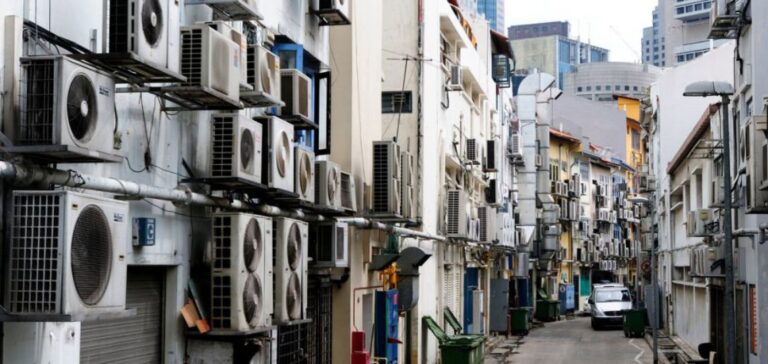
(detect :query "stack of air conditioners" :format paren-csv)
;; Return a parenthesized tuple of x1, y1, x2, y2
(598, 208, 611, 222)
(686, 209, 716, 237)
(401, 151, 416, 220)
(498, 212, 515, 247)
(207, 113, 262, 186)
(179, 23, 241, 107)
(4, 191, 128, 320)
(274, 218, 309, 323)
(210, 212, 273, 331)
(478, 206, 497, 244)
(551, 181, 568, 197)
(310, 221, 350, 269)
(10, 55, 123, 162)
(744, 115, 768, 213)
(446, 189, 471, 240)
(559, 199, 569, 220)
(690, 246, 709, 277)
(372, 141, 402, 218)
(568, 201, 579, 222)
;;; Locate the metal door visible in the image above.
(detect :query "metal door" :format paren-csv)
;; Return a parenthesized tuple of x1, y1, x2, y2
(489, 278, 509, 332)
(80, 268, 164, 364)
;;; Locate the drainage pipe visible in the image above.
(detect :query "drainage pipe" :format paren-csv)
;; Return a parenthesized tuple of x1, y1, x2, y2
(0, 161, 443, 240)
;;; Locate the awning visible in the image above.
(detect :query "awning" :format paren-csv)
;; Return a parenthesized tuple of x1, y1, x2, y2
(490, 29, 515, 60)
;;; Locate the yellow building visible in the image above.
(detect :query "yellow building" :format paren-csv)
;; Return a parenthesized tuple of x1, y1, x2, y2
(549, 129, 582, 290)
(616, 95, 644, 291)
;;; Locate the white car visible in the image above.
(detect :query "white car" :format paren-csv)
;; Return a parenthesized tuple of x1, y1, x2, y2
(588, 285, 632, 329)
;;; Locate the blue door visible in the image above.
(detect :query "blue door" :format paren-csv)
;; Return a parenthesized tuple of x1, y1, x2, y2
(464, 268, 479, 333)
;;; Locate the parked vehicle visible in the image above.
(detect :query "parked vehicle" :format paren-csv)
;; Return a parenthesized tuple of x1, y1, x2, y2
(588, 284, 632, 329)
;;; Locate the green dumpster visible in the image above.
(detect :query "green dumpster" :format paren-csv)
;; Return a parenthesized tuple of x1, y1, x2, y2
(443, 306, 464, 335)
(509, 308, 530, 335)
(623, 308, 647, 338)
(535, 299, 560, 322)
(423, 316, 486, 364)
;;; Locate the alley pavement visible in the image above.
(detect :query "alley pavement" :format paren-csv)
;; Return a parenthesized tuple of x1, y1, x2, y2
(485, 317, 652, 364)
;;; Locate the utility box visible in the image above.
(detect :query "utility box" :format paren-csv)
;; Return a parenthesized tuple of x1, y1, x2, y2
(132, 217, 156, 246)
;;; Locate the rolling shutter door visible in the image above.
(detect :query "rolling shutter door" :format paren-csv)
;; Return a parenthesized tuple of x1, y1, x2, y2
(80, 268, 164, 364)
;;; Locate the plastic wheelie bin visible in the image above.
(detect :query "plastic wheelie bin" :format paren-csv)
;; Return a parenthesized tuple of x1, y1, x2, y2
(509, 308, 530, 335)
(535, 299, 560, 322)
(423, 316, 486, 364)
(623, 308, 647, 338)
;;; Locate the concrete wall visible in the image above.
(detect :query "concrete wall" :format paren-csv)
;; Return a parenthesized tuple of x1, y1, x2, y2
(563, 62, 661, 103)
(510, 36, 557, 76)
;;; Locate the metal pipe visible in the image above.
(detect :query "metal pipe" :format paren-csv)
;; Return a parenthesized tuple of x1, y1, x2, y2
(0, 161, 440, 240)
(719, 95, 736, 364)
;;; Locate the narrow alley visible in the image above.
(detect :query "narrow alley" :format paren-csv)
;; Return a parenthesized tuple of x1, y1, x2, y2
(485, 318, 652, 364)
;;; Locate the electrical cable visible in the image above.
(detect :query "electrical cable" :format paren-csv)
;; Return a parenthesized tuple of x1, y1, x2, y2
(143, 199, 208, 219)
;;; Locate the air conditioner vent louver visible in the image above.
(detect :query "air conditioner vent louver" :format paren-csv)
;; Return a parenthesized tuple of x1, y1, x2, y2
(372, 141, 401, 216)
(108, 0, 131, 52)
(19, 59, 55, 144)
(211, 117, 234, 177)
(447, 191, 460, 235)
(181, 28, 203, 86)
(7, 193, 62, 313)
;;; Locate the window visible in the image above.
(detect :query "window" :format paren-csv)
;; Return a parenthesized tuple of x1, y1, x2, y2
(577, 87, 583, 92)
(596, 85, 602, 91)
(606, 85, 612, 91)
(586, 86, 592, 91)
(678, 55, 685, 62)
(382, 91, 413, 113)
(633, 86, 639, 91)
(632, 130, 640, 150)
(624, 85, 630, 91)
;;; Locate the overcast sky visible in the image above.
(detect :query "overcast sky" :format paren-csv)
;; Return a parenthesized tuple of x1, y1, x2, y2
(505, 0, 658, 63)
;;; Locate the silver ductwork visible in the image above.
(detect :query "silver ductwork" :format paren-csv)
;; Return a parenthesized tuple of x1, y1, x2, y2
(516, 73, 562, 263)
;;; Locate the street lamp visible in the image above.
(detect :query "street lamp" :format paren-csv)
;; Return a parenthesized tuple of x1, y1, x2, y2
(684, 81, 736, 364)
(629, 195, 658, 364)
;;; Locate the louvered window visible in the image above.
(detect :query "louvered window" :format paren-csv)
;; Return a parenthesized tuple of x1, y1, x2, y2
(382, 91, 412, 113)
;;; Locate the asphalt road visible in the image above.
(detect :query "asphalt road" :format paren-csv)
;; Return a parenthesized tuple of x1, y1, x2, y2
(485, 317, 652, 364)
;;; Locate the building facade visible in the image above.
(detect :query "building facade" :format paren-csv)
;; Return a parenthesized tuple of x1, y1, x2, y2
(641, 6, 665, 67)
(563, 62, 662, 103)
(508, 21, 569, 40)
(508, 26, 610, 88)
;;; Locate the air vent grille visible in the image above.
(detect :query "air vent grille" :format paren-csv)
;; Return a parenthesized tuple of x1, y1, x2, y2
(281, 72, 294, 115)
(246, 46, 257, 86)
(340, 172, 354, 209)
(446, 191, 460, 235)
(372, 143, 389, 213)
(6, 193, 62, 314)
(211, 274, 232, 329)
(466, 139, 478, 162)
(211, 116, 234, 177)
(212, 216, 233, 269)
(478, 207, 489, 242)
(19, 59, 55, 145)
(181, 28, 202, 86)
(108, 0, 130, 53)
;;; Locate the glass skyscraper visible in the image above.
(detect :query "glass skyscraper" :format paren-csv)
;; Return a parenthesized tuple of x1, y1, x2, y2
(477, 0, 505, 32)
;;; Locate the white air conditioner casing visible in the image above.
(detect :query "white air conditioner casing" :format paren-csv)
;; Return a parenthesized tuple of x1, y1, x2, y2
(448, 65, 463, 90)
(208, 113, 262, 185)
(259, 116, 294, 193)
(4, 191, 128, 320)
(274, 218, 308, 323)
(313, 0, 351, 25)
(478, 206, 497, 244)
(210, 212, 273, 330)
(315, 160, 342, 210)
(14, 56, 121, 160)
(294, 146, 315, 203)
(510, 133, 522, 157)
(280, 69, 312, 123)
(186, 0, 261, 20)
(3, 322, 81, 363)
(466, 139, 481, 165)
(446, 189, 470, 239)
(687, 209, 716, 237)
(205, 21, 248, 90)
(400, 151, 415, 219)
(340, 170, 358, 213)
(311, 221, 349, 268)
(180, 24, 240, 104)
(372, 141, 402, 216)
(107, 0, 179, 73)
(245, 45, 282, 106)
(745, 115, 768, 213)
